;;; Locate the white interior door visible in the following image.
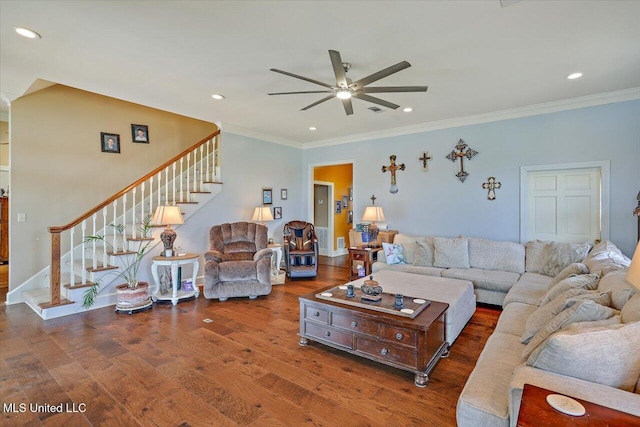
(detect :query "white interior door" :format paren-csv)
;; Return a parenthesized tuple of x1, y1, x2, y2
(525, 167, 601, 243)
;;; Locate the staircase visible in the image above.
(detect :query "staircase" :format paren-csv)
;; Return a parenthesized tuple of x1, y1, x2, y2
(7, 130, 222, 319)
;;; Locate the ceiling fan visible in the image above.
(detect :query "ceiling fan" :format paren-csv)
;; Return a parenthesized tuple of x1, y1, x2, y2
(268, 50, 428, 116)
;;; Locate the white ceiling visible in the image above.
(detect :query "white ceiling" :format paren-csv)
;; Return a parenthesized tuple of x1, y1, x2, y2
(1, 1, 639, 147)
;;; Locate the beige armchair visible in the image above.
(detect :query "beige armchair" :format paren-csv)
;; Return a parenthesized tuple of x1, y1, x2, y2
(204, 222, 272, 301)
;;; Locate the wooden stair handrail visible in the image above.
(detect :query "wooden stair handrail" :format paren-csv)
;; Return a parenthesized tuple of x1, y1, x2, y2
(49, 129, 220, 234)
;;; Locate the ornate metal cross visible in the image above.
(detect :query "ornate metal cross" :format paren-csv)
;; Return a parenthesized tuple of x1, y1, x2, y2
(419, 151, 432, 171)
(382, 155, 405, 194)
(482, 177, 501, 200)
(446, 139, 478, 182)
(370, 194, 377, 205)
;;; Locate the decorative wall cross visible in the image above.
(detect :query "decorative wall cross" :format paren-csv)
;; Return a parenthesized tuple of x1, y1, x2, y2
(419, 151, 432, 171)
(445, 139, 478, 182)
(382, 155, 405, 194)
(482, 177, 501, 200)
(370, 194, 377, 205)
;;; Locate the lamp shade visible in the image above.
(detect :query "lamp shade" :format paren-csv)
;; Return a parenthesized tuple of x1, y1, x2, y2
(626, 240, 640, 291)
(151, 205, 184, 226)
(252, 206, 274, 222)
(362, 206, 385, 222)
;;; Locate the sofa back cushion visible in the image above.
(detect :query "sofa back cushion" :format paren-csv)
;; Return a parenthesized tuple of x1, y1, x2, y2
(433, 237, 470, 269)
(525, 240, 549, 273)
(392, 234, 423, 264)
(539, 241, 592, 277)
(413, 238, 435, 267)
(469, 238, 525, 274)
(583, 240, 631, 276)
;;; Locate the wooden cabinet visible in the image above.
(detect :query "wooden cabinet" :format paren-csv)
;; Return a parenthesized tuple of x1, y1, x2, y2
(348, 229, 398, 247)
(0, 197, 7, 263)
(348, 246, 381, 279)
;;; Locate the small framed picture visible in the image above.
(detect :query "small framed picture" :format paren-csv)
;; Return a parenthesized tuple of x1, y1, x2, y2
(335, 201, 342, 214)
(101, 132, 120, 153)
(342, 195, 349, 209)
(131, 124, 149, 143)
(349, 187, 353, 201)
(273, 206, 282, 219)
(280, 188, 288, 200)
(262, 188, 273, 205)
(347, 210, 353, 223)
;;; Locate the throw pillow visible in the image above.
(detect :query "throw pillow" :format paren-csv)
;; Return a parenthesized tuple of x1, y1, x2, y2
(539, 241, 592, 277)
(525, 240, 549, 273)
(413, 238, 435, 267)
(546, 263, 588, 289)
(583, 240, 631, 276)
(521, 290, 611, 344)
(538, 273, 600, 307)
(433, 237, 470, 269)
(597, 270, 637, 310)
(382, 242, 406, 265)
(526, 321, 640, 391)
(621, 294, 640, 324)
(522, 300, 618, 360)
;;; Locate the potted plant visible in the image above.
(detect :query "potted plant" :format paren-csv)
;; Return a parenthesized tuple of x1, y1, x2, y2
(82, 214, 154, 311)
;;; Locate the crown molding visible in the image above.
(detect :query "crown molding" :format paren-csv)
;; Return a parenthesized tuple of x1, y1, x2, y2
(221, 123, 303, 148)
(302, 87, 640, 149)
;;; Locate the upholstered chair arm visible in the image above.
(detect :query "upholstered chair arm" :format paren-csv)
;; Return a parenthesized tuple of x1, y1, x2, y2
(254, 248, 273, 262)
(256, 256, 272, 286)
(204, 250, 225, 263)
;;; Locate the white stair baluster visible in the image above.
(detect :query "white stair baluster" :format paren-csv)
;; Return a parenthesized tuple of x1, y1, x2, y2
(141, 181, 146, 225)
(192, 150, 197, 192)
(215, 135, 220, 180)
(172, 163, 176, 205)
(179, 157, 184, 202)
(199, 145, 204, 188)
(92, 213, 97, 269)
(69, 227, 75, 288)
(112, 200, 118, 252)
(102, 207, 108, 267)
(81, 221, 87, 283)
(186, 153, 191, 198)
(122, 193, 127, 252)
(157, 172, 161, 209)
(132, 187, 137, 239)
(206, 140, 210, 181)
(148, 177, 154, 219)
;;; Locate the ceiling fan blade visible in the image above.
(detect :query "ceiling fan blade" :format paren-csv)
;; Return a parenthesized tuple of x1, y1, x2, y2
(270, 68, 334, 89)
(269, 90, 333, 95)
(361, 86, 428, 93)
(353, 93, 400, 110)
(301, 95, 335, 111)
(351, 61, 411, 88)
(329, 50, 348, 88)
(342, 98, 354, 115)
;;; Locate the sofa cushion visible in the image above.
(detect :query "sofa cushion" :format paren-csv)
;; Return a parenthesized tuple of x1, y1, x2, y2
(219, 260, 258, 281)
(538, 273, 600, 306)
(494, 302, 537, 337)
(381, 242, 406, 265)
(433, 237, 470, 268)
(539, 241, 591, 277)
(502, 273, 553, 307)
(526, 321, 640, 391)
(622, 294, 640, 324)
(371, 261, 444, 276)
(583, 240, 631, 276)
(522, 300, 618, 359)
(597, 270, 636, 310)
(525, 240, 549, 273)
(547, 263, 589, 288)
(521, 290, 612, 344)
(468, 238, 525, 274)
(392, 234, 422, 264)
(413, 238, 435, 267)
(442, 268, 520, 292)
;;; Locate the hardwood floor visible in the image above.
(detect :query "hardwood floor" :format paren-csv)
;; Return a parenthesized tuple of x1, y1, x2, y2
(0, 256, 499, 426)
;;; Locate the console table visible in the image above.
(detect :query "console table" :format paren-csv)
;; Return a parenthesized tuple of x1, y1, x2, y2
(151, 253, 199, 305)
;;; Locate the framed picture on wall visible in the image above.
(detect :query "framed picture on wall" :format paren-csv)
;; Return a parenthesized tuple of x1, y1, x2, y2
(131, 124, 149, 143)
(335, 201, 342, 214)
(347, 210, 353, 223)
(273, 206, 282, 219)
(281, 189, 288, 200)
(342, 195, 349, 208)
(101, 132, 120, 153)
(262, 188, 273, 205)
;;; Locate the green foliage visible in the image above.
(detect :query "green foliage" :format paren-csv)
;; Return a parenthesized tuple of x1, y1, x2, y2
(82, 214, 154, 308)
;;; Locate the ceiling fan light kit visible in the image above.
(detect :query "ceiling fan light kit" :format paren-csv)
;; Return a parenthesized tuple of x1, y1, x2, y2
(269, 49, 428, 115)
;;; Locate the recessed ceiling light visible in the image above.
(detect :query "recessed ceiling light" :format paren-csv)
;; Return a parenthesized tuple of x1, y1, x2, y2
(567, 73, 583, 80)
(15, 27, 41, 39)
(403, 107, 413, 113)
(211, 94, 225, 100)
(309, 127, 317, 131)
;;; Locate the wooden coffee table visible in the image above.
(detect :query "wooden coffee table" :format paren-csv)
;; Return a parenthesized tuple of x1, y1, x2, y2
(298, 285, 449, 387)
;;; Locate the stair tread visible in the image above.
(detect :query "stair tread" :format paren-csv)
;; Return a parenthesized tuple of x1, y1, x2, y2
(64, 281, 97, 290)
(87, 265, 119, 272)
(126, 236, 154, 241)
(39, 298, 74, 309)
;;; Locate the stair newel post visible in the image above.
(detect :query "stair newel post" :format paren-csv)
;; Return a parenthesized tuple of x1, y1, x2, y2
(69, 227, 75, 289)
(102, 207, 108, 267)
(132, 187, 137, 239)
(112, 200, 118, 252)
(172, 163, 177, 205)
(50, 230, 62, 305)
(81, 221, 87, 284)
(199, 145, 204, 189)
(92, 213, 98, 270)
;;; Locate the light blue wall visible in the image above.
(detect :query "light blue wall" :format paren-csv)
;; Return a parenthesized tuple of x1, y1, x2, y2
(302, 100, 640, 257)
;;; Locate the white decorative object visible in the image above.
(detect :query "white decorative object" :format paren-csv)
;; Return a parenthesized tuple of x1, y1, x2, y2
(545, 394, 586, 416)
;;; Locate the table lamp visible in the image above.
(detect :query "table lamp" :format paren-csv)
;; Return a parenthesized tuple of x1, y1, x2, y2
(362, 206, 385, 243)
(252, 206, 274, 225)
(151, 205, 184, 257)
(626, 240, 640, 292)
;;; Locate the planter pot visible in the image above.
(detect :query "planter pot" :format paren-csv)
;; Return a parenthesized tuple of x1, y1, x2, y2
(115, 282, 152, 312)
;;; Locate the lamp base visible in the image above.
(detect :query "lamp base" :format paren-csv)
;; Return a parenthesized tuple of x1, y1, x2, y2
(160, 225, 177, 252)
(369, 223, 380, 243)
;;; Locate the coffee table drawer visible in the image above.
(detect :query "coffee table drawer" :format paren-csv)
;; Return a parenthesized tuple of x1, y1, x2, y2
(380, 325, 417, 348)
(305, 323, 353, 349)
(355, 337, 417, 369)
(304, 305, 329, 324)
(331, 312, 379, 337)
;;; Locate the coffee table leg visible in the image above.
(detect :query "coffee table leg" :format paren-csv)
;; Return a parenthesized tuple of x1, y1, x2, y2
(299, 337, 309, 346)
(414, 373, 429, 388)
(441, 344, 451, 358)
